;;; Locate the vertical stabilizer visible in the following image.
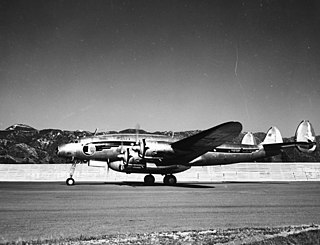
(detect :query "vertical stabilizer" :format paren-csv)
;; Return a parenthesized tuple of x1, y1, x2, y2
(241, 132, 257, 145)
(262, 126, 283, 145)
(295, 120, 316, 153)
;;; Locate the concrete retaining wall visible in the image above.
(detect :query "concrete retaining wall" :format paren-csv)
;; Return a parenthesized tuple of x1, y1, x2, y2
(1, 163, 320, 182)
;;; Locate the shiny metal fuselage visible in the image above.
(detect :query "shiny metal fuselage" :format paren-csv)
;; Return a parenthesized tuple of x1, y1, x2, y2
(58, 134, 274, 175)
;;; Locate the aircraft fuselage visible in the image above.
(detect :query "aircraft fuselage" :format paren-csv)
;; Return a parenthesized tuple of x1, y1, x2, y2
(58, 134, 275, 175)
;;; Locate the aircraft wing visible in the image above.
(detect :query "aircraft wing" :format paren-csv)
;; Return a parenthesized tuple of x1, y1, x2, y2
(164, 121, 242, 164)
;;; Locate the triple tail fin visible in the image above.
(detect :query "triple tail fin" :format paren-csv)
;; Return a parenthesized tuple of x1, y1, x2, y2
(295, 120, 316, 153)
(261, 126, 283, 145)
(241, 132, 257, 145)
(261, 120, 316, 153)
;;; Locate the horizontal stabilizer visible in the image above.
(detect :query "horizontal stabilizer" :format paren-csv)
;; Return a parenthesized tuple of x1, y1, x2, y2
(263, 141, 314, 153)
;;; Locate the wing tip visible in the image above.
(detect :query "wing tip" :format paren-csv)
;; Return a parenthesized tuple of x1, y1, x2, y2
(220, 121, 243, 133)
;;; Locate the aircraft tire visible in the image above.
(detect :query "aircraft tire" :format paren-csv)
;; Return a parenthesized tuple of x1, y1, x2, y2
(163, 175, 169, 185)
(164, 175, 177, 185)
(144, 174, 155, 185)
(66, 177, 75, 186)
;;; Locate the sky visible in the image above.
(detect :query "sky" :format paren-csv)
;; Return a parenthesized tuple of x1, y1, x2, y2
(1, 0, 320, 136)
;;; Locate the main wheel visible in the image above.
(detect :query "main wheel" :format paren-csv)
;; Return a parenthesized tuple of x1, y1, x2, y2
(66, 177, 75, 186)
(164, 175, 177, 185)
(163, 175, 170, 185)
(144, 174, 155, 185)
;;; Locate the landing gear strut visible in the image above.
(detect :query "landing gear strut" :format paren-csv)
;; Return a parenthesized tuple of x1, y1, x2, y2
(163, 175, 177, 185)
(66, 161, 78, 186)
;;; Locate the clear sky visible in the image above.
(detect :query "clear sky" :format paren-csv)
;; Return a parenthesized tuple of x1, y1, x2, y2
(1, 0, 319, 136)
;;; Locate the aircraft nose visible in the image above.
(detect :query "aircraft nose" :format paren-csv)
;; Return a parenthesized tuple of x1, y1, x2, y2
(57, 143, 73, 157)
(56, 144, 65, 157)
(57, 143, 82, 158)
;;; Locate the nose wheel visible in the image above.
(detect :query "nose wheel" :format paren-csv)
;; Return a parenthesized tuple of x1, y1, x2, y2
(66, 161, 78, 186)
(66, 177, 75, 186)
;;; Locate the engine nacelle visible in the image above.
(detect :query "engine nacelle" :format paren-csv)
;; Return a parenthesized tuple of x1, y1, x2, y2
(144, 143, 174, 158)
(109, 161, 126, 171)
(295, 120, 316, 153)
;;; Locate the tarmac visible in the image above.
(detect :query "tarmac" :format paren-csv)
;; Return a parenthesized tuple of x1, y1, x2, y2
(1, 181, 320, 242)
(0, 162, 320, 182)
(1, 163, 320, 242)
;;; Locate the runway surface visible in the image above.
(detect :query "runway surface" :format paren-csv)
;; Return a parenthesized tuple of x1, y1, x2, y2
(1, 181, 320, 242)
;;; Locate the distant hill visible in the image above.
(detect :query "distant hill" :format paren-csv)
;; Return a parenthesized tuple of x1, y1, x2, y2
(0, 124, 319, 164)
(5, 124, 37, 131)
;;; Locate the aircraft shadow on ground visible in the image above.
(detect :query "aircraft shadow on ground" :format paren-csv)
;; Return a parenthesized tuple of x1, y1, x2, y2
(223, 181, 290, 185)
(70, 181, 216, 188)
(62, 181, 290, 188)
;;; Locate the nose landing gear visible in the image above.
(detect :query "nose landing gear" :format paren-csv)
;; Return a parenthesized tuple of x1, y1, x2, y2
(66, 161, 78, 186)
(66, 177, 75, 186)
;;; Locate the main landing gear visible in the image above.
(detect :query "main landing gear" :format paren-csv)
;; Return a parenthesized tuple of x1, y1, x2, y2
(143, 174, 177, 185)
(144, 174, 155, 185)
(163, 175, 177, 185)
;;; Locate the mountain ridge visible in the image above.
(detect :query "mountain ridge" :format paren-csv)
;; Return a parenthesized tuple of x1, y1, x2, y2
(0, 124, 319, 164)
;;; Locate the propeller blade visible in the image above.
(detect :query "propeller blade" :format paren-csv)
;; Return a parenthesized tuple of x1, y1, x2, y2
(124, 148, 130, 165)
(119, 141, 124, 153)
(135, 123, 140, 144)
(93, 128, 98, 136)
(140, 138, 147, 158)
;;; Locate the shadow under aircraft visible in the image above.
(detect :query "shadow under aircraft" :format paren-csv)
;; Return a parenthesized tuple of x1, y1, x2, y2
(67, 181, 216, 189)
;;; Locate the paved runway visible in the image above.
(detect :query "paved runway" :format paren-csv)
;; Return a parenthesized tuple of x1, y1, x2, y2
(1, 181, 320, 242)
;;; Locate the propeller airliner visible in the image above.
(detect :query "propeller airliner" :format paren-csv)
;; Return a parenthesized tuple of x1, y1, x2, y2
(57, 120, 316, 185)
